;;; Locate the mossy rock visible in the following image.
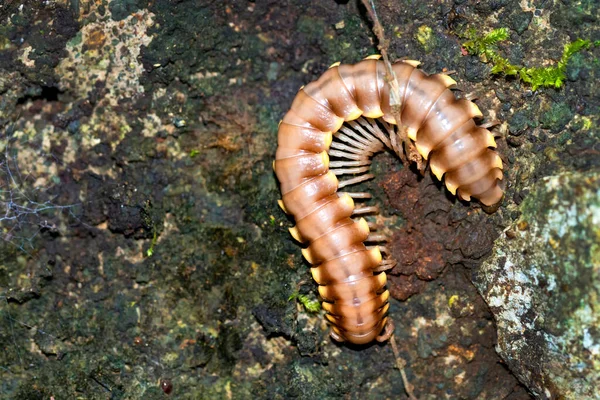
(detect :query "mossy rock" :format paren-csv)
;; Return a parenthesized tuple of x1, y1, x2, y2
(474, 170, 600, 399)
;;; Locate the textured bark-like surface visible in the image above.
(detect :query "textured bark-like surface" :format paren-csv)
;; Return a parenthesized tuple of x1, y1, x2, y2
(0, 0, 597, 399)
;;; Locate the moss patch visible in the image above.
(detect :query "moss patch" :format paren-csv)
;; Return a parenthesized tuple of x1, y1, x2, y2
(462, 27, 593, 90)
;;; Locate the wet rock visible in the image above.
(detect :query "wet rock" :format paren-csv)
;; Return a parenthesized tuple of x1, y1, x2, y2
(253, 300, 296, 339)
(474, 171, 600, 399)
(540, 102, 574, 133)
(217, 324, 243, 366)
(566, 53, 592, 82)
(474, 0, 508, 14)
(388, 273, 426, 301)
(182, 333, 216, 369)
(463, 56, 491, 83)
(508, 11, 533, 35)
(549, 4, 597, 30)
(416, 325, 448, 358)
(109, 0, 143, 21)
(295, 329, 320, 357)
(2, 0, 596, 397)
(509, 109, 536, 136)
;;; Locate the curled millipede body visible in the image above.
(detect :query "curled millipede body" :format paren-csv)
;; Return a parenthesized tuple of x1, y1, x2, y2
(274, 57, 504, 345)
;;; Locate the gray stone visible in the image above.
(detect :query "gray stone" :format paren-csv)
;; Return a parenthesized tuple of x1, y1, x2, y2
(475, 170, 600, 399)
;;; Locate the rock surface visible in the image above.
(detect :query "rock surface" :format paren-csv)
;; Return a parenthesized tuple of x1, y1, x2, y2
(475, 171, 600, 399)
(0, 0, 598, 399)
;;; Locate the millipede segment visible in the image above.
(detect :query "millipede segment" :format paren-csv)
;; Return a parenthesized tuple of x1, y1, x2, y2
(274, 58, 504, 345)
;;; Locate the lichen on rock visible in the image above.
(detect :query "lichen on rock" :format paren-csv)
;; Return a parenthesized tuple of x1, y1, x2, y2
(475, 171, 600, 399)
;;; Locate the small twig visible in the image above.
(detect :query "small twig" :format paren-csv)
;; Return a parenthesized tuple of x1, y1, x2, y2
(360, 0, 423, 170)
(360, 1, 398, 105)
(390, 334, 418, 400)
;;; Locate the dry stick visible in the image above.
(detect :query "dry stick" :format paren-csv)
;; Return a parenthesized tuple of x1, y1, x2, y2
(359, 2, 420, 399)
(390, 334, 418, 400)
(360, 0, 425, 172)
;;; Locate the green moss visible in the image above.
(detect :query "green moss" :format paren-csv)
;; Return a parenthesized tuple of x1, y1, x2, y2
(296, 14, 371, 63)
(296, 15, 326, 37)
(109, 0, 143, 21)
(190, 73, 228, 97)
(0, 34, 12, 50)
(416, 25, 434, 53)
(557, 131, 573, 145)
(289, 293, 321, 313)
(581, 116, 593, 130)
(146, 229, 158, 257)
(256, 103, 282, 138)
(462, 27, 509, 56)
(462, 28, 593, 90)
(540, 102, 574, 133)
(509, 108, 537, 133)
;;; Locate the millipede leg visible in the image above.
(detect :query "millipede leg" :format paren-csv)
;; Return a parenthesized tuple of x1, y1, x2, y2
(330, 166, 371, 176)
(338, 125, 384, 153)
(372, 245, 390, 255)
(329, 166, 369, 175)
(354, 117, 393, 149)
(366, 221, 378, 230)
(374, 259, 397, 272)
(330, 141, 376, 156)
(366, 233, 388, 242)
(347, 118, 391, 149)
(336, 130, 375, 150)
(352, 205, 379, 215)
(338, 173, 375, 188)
(377, 319, 395, 342)
(479, 120, 501, 129)
(329, 159, 372, 168)
(328, 149, 369, 161)
(464, 91, 478, 101)
(329, 327, 345, 343)
(345, 192, 372, 199)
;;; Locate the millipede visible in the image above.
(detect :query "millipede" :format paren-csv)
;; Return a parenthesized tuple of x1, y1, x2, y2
(274, 56, 504, 345)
